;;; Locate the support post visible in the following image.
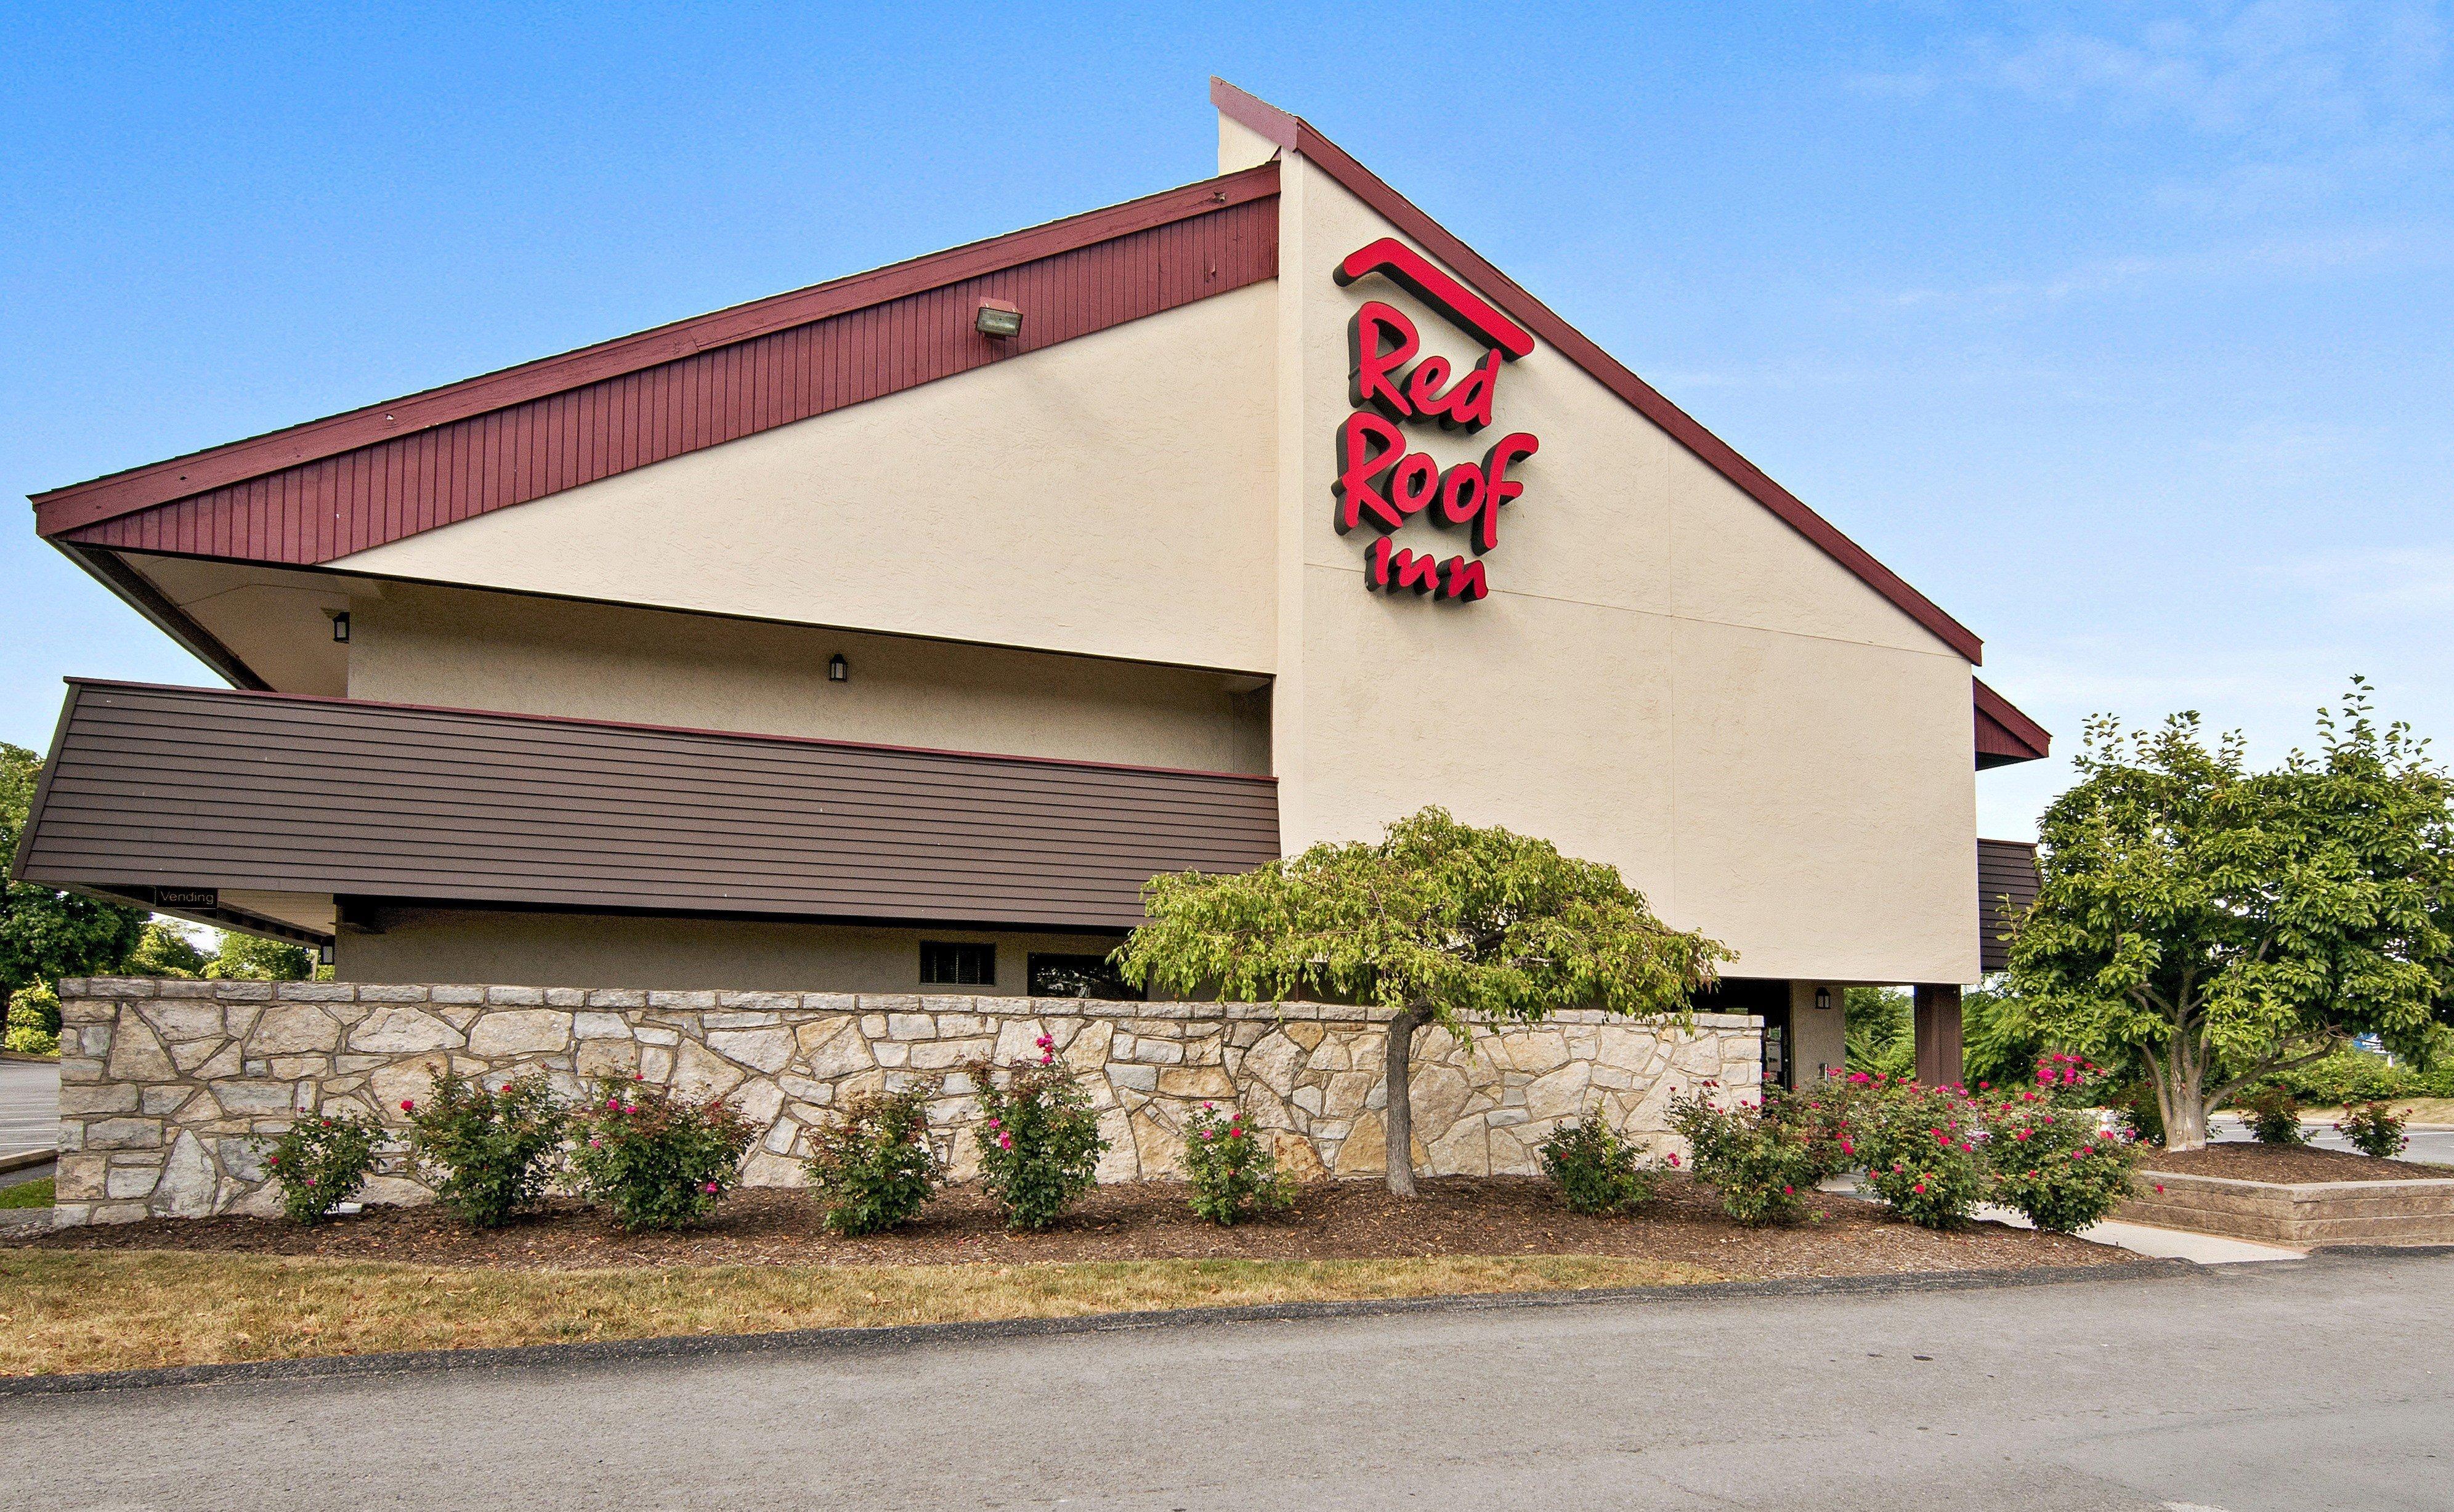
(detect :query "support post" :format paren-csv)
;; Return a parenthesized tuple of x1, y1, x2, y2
(1913, 983, 1964, 1087)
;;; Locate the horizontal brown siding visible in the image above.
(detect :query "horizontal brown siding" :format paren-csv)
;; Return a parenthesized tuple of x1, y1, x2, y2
(17, 682, 1281, 931)
(1977, 838, 2039, 975)
(65, 195, 1277, 565)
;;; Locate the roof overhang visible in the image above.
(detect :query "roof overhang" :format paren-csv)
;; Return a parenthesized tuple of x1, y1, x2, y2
(1974, 677, 2052, 768)
(12, 681, 1282, 935)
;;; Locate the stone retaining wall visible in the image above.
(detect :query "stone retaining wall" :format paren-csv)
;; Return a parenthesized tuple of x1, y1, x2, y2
(2119, 1167, 2454, 1245)
(50, 979, 1760, 1226)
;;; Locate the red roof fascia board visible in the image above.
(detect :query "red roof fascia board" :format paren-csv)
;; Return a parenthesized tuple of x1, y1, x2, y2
(33, 164, 1281, 540)
(59, 677, 1281, 787)
(1973, 677, 2052, 762)
(1213, 78, 1986, 666)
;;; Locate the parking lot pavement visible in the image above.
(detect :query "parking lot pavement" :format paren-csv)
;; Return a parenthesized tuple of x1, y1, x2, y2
(0, 1058, 60, 1158)
(6, 1251, 2450, 1511)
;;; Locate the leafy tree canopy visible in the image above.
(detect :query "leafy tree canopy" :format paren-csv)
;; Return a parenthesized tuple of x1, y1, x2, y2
(1116, 806, 1730, 1194)
(204, 931, 315, 981)
(2004, 681, 2454, 1149)
(123, 920, 209, 978)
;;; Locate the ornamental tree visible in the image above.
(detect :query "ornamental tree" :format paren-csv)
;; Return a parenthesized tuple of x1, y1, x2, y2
(2004, 682, 2454, 1150)
(1115, 806, 1729, 1196)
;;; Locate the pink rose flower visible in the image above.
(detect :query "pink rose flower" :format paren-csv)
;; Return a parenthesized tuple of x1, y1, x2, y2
(400, 1099, 415, 1112)
(702, 1181, 719, 1194)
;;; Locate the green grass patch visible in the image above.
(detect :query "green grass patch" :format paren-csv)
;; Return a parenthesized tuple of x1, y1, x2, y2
(0, 1178, 52, 1210)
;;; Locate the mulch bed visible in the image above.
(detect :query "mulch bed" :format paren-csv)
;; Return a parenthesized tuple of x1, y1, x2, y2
(14, 1175, 2120, 1279)
(2147, 1144, 2454, 1184)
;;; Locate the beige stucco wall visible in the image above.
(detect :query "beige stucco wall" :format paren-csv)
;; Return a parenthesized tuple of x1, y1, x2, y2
(1789, 979, 1849, 1086)
(331, 283, 1281, 674)
(343, 581, 1270, 772)
(336, 908, 1131, 993)
(1266, 150, 1980, 985)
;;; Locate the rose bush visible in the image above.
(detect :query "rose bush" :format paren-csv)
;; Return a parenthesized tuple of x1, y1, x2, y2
(1182, 1101, 1295, 1225)
(1980, 1091, 2137, 1232)
(250, 1110, 382, 1224)
(1537, 1108, 1659, 1217)
(966, 1033, 1107, 1231)
(2336, 1101, 2410, 1160)
(1665, 1084, 1832, 1226)
(405, 1068, 567, 1229)
(802, 1085, 945, 1235)
(568, 1075, 757, 1231)
(1853, 1080, 1987, 1229)
(2240, 1085, 2310, 1147)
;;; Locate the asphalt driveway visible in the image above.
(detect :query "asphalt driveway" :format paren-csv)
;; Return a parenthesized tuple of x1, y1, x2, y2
(6, 1251, 2448, 1511)
(0, 1057, 59, 1158)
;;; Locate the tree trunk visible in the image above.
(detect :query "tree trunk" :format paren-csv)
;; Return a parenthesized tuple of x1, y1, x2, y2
(2160, 1036, 2210, 1152)
(1382, 1003, 1430, 1198)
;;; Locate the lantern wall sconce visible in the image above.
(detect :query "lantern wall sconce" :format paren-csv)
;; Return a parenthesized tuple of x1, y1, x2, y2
(827, 653, 848, 682)
(1815, 986, 1832, 1012)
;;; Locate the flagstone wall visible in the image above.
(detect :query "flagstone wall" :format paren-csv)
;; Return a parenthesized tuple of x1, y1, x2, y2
(48, 978, 1761, 1226)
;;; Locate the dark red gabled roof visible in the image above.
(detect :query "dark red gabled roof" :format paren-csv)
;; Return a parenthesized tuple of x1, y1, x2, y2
(1212, 78, 1987, 666)
(36, 83, 2002, 685)
(1974, 677, 2052, 767)
(33, 165, 1280, 560)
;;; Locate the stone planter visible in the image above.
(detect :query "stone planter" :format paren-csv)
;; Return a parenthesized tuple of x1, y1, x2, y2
(2119, 1168, 2454, 1245)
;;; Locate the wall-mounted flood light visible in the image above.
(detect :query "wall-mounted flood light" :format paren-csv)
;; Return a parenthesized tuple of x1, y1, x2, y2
(1815, 986, 1832, 1012)
(331, 611, 351, 644)
(828, 653, 849, 682)
(975, 299, 1022, 339)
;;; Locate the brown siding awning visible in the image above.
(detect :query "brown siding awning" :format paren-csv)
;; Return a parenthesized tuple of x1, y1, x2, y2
(1977, 837, 2039, 974)
(10, 682, 1282, 933)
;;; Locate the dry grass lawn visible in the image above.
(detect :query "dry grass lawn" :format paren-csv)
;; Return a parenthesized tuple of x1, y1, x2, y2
(2297, 1098, 2454, 1127)
(0, 1250, 1720, 1379)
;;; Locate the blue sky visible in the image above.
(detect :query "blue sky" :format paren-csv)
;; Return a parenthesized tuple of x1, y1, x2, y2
(4, 2, 2449, 840)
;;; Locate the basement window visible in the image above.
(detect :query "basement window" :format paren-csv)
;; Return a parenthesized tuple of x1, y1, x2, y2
(920, 940, 996, 986)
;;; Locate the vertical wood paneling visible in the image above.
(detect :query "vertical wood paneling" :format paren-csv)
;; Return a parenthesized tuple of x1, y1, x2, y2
(71, 196, 1278, 565)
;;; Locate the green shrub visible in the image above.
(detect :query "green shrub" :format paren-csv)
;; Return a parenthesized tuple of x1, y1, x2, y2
(1854, 1080, 1986, 1229)
(569, 1076, 758, 1231)
(4, 982, 62, 1056)
(802, 1086, 944, 1235)
(2235, 1043, 2454, 1107)
(251, 1110, 382, 1224)
(2240, 1085, 2309, 1146)
(1980, 1095, 2137, 1232)
(1537, 1109, 1659, 1217)
(966, 1035, 1108, 1231)
(405, 1068, 567, 1228)
(2335, 1101, 2409, 1160)
(1666, 1085, 1828, 1226)
(1183, 1102, 1296, 1225)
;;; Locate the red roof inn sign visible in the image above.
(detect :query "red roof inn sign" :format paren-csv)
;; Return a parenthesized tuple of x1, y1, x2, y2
(1332, 238, 1539, 604)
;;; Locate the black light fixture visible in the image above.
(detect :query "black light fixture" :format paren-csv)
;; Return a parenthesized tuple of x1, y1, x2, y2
(318, 943, 335, 966)
(827, 653, 848, 682)
(1815, 986, 1832, 1012)
(330, 611, 351, 644)
(974, 299, 1022, 339)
